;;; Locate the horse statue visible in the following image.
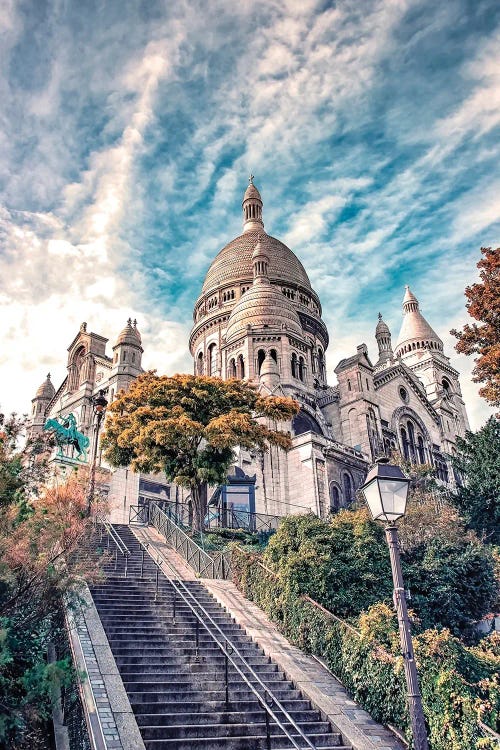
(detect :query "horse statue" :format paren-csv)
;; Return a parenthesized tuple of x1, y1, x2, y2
(44, 413, 90, 461)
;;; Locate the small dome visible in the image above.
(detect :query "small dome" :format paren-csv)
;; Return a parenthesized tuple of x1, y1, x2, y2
(225, 281, 303, 344)
(376, 312, 390, 336)
(115, 318, 142, 347)
(243, 181, 262, 203)
(35, 373, 55, 400)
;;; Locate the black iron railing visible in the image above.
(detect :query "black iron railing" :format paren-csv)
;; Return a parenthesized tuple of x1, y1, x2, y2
(130, 499, 282, 533)
(134, 534, 317, 750)
(149, 503, 231, 579)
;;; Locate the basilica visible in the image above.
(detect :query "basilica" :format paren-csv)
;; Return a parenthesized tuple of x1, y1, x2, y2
(28, 178, 470, 521)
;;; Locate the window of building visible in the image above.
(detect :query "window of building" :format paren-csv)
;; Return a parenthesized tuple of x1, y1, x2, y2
(257, 349, 266, 374)
(229, 358, 237, 378)
(399, 386, 409, 403)
(208, 343, 217, 376)
(197, 352, 204, 375)
(291, 353, 298, 378)
(298, 356, 305, 382)
(237, 354, 245, 379)
(330, 484, 341, 512)
(343, 473, 354, 505)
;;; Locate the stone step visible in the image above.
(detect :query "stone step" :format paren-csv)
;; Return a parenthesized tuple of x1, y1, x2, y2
(139, 721, 334, 740)
(135, 710, 322, 726)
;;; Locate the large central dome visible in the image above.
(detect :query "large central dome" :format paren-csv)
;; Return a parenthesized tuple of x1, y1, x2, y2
(201, 229, 312, 295)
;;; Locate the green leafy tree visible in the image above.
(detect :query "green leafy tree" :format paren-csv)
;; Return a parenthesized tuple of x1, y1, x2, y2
(403, 538, 497, 637)
(451, 417, 500, 544)
(264, 510, 393, 618)
(101, 373, 299, 531)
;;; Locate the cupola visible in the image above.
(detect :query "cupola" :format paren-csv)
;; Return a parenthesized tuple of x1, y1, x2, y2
(242, 175, 264, 233)
(395, 286, 443, 358)
(375, 313, 393, 366)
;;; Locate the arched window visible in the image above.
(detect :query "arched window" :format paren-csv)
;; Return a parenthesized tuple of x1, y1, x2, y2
(318, 348, 325, 380)
(298, 356, 305, 382)
(347, 379, 351, 391)
(330, 484, 341, 512)
(229, 358, 237, 378)
(270, 349, 277, 363)
(417, 435, 425, 464)
(197, 352, 204, 375)
(208, 343, 217, 377)
(442, 378, 452, 398)
(407, 421, 416, 461)
(237, 354, 245, 379)
(257, 349, 266, 374)
(401, 427, 409, 460)
(343, 473, 354, 505)
(291, 353, 298, 378)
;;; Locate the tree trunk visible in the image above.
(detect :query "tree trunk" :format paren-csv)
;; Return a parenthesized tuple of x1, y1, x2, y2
(191, 482, 208, 533)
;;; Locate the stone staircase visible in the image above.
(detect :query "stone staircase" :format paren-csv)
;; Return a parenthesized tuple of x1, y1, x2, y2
(90, 524, 352, 750)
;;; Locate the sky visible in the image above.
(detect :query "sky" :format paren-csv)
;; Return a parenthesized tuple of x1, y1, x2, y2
(0, 0, 499, 430)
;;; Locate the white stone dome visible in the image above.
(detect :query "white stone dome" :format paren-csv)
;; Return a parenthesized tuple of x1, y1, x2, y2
(201, 230, 312, 295)
(225, 278, 303, 343)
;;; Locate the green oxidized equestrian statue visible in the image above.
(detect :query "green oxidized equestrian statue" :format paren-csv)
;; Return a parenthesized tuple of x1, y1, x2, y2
(44, 413, 90, 461)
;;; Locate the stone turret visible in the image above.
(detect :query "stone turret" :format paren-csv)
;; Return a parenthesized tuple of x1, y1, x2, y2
(395, 286, 443, 359)
(242, 175, 264, 233)
(375, 313, 394, 367)
(29, 373, 55, 438)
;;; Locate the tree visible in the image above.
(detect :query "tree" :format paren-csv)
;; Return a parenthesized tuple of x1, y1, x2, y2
(101, 373, 299, 531)
(0, 415, 100, 746)
(264, 510, 394, 618)
(451, 417, 500, 544)
(403, 538, 497, 637)
(451, 246, 500, 408)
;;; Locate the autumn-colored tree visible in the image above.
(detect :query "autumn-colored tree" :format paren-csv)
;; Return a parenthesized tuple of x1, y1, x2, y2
(451, 246, 500, 408)
(0, 415, 102, 746)
(101, 372, 299, 531)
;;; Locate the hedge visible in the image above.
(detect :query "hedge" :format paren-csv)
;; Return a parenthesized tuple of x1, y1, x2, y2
(231, 547, 500, 750)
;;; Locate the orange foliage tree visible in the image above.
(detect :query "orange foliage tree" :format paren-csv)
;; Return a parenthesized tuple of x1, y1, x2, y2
(101, 372, 299, 531)
(451, 246, 500, 408)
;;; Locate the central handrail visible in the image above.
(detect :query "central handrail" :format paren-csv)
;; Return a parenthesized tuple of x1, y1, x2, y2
(135, 533, 317, 750)
(95, 514, 130, 576)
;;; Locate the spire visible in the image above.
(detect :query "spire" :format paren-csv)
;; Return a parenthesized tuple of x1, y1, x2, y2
(402, 285, 419, 313)
(252, 235, 270, 283)
(242, 175, 264, 233)
(395, 286, 443, 358)
(375, 313, 393, 366)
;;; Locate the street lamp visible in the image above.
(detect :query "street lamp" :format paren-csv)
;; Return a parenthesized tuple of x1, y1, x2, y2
(360, 459, 429, 750)
(86, 389, 108, 517)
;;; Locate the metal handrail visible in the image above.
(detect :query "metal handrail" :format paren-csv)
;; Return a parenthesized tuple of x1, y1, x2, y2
(95, 513, 130, 576)
(135, 533, 316, 750)
(149, 503, 230, 579)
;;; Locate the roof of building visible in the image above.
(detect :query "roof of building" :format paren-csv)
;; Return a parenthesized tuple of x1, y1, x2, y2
(375, 312, 391, 336)
(395, 286, 443, 354)
(115, 318, 142, 347)
(35, 373, 55, 400)
(225, 277, 303, 343)
(243, 180, 262, 203)
(201, 230, 312, 295)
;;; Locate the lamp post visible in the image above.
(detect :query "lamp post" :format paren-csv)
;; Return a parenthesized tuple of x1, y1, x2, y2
(360, 459, 429, 750)
(86, 389, 108, 517)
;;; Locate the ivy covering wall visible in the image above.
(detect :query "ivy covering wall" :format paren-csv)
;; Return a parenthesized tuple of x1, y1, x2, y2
(231, 519, 500, 750)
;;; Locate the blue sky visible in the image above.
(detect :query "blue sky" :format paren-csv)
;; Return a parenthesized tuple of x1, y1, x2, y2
(0, 0, 499, 429)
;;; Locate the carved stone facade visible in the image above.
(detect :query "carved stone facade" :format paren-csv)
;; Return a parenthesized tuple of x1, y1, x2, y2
(189, 179, 470, 516)
(28, 319, 174, 522)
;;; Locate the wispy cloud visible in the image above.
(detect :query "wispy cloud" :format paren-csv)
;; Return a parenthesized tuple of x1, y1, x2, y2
(0, 0, 498, 430)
